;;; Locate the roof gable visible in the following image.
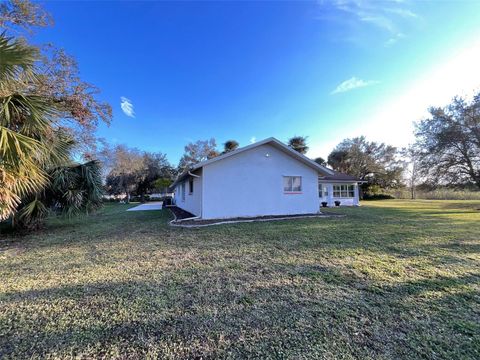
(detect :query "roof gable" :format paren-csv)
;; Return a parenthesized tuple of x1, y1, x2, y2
(191, 137, 334, 175)
(171, 137, 335, 189)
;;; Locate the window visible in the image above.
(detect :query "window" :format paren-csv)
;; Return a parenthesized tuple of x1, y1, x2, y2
(333, 184, 355, 198)
(318, 184, 328, 198)
(283, 176, 302, 192)
(189, 178, 194, 194)
(181, 182, 185, 201)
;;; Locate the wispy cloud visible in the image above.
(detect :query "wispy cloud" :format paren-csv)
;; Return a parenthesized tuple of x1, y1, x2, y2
(120, 97, 135, 118)
(385, 32, 405, 47)
(331, 76, 379, 94)
(360, 15, 395, 33)
(250, 136, 256, 144)
(384, 8, 418, 19)
(319, 0, 420, 46)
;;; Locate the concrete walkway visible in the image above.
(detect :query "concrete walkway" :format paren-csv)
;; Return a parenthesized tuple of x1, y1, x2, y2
(127, 201, 163, 211)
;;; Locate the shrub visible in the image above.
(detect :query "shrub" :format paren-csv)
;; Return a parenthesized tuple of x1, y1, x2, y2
(362, 193, 395, 200)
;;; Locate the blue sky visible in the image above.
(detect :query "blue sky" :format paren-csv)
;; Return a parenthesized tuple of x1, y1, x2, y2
(35, 0, 480, 164)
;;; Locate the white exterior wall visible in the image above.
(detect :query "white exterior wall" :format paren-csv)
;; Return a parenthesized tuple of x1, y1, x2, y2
(174, 171, 202, 217)
(201, 144, 320, 219)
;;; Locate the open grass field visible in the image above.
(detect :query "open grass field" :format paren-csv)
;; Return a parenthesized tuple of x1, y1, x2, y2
(1, 200, 479, 359)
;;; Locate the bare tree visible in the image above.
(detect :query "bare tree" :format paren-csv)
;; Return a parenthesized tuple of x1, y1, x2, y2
(0, 0, 53, 33)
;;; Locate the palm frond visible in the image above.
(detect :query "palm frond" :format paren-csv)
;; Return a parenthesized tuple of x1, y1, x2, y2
(43, 128, 75, 167)
(16, 197, 49, 229)
(0, 125, 47, 165)
(0, 33, 38, 81)
(0, 93, 55, 132)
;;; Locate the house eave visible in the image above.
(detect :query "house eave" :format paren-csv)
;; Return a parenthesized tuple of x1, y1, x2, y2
(318, 179, 366, 183)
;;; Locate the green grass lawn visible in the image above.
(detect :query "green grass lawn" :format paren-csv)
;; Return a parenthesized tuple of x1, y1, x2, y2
(1, 200, 479, 359)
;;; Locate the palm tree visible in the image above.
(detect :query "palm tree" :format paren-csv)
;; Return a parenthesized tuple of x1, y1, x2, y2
(314, 157, 327, 166)
(288, 136, 309, 154)
(0, 33, 103, 229)
(222, 140, 239, 154)
(0, 33, 55, 221)
(17, 159, 103, 229)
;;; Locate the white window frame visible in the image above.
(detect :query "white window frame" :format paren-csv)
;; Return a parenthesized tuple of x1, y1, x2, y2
(333, 184, 355, 198)
(181, 182, 186, 201)
(283, 176, 302, 193)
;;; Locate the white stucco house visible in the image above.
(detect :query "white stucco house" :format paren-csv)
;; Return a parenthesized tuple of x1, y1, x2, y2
(171, 137, 362, 219)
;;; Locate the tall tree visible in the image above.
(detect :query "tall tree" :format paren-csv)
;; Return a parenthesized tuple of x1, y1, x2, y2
(104, 145, 146, 203)
(0, 34, 53, 221)
(102, 144, 175, 202)
(401, 146, 421, 199)
(178, 138, 218, 170)
(153, 178, 173, 194)
(36, 47, 112, 153)
(327, 136, 403, 189)
(313, 157, 327, 167)
(288, 136, 309, 154)
(415, 93, 480, 188)
(222, 140, 239, 154)
(135, 152, 175, 201)
(1, 0, 112, 155)
(0, 2, 111, 225)
(0, 39, 103, 228)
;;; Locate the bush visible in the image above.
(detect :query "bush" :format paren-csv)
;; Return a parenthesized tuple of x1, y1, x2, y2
(362, 193, 395, 200)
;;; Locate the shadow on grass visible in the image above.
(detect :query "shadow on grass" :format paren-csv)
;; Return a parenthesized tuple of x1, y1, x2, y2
(1, 265, 479, 358)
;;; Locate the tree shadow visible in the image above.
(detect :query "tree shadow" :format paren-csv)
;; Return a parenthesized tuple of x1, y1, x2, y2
(1, 264, 478, 358)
